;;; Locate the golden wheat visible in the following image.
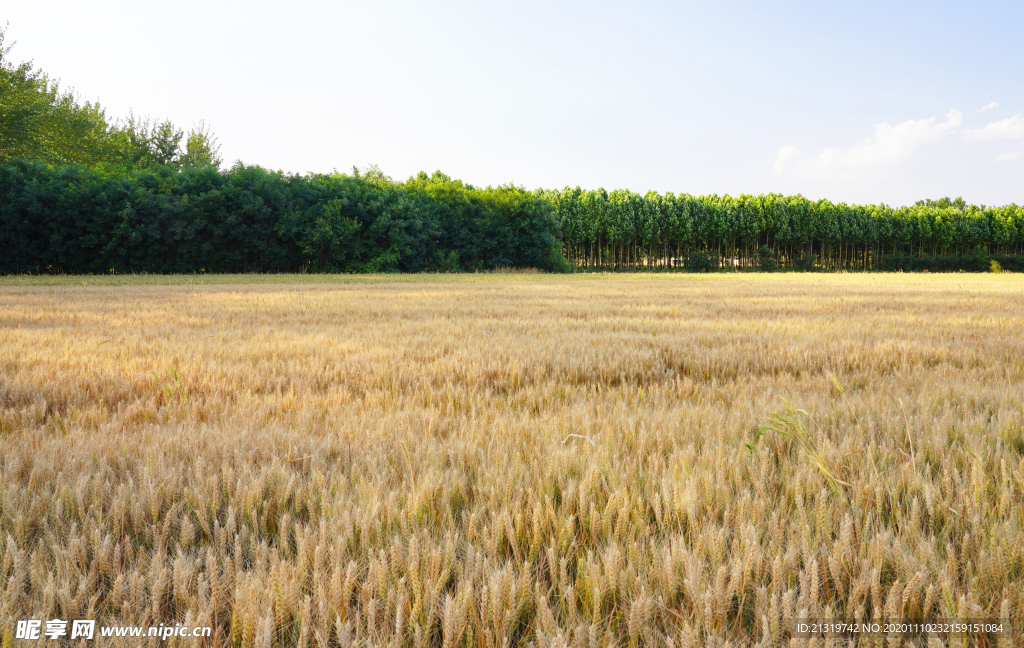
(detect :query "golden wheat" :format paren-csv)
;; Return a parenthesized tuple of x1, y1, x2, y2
(1, 273, 1023, 647)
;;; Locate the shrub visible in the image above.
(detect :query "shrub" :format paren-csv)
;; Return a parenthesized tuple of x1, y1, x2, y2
(793, 253, 818, 272)
(686, 252, 718, 272)
(756, 245, 777, 272)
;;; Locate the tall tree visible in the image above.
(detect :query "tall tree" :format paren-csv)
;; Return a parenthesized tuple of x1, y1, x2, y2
(0, 27, 112, 165)
(1, 26, 221, 169)
(180, 120, 222, 168)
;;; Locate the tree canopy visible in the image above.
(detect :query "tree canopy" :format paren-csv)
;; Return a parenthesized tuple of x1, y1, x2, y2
(2, 26, 1021, 275)
(0, 27, 221, 170)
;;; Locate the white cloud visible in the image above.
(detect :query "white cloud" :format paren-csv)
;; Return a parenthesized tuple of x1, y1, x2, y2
(963, 114, 1024, 141)
(994, 150, 1022, 162)
(978, 102, 999, 113)
(774, 110, 962, 179)
(773, 145, 798, 174)
(839, 110, 962, 167)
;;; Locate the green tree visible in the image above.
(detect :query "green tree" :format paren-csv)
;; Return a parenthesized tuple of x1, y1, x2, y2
(0, 27, 113, 165)
(105, 113, 160, 167)
(1, 27, 220, 170)
(180, 120, 222, 168)
(150, 119, 183, 166)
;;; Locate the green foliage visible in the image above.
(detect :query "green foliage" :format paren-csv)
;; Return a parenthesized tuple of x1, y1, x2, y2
(756, 245, 777, 271)
(104, 114, 216, 169)
(793, 253, 817, 272)
(0, 28, 220, 170)
(2, 26, 1023, 275)
(915, 196, 968, 211)
(881, 254, 1004, 273)
(686, 252, 718, 272)
(180, 121, 222, 168)
(551, 186, 1024, 272)
(993, 255, 1024, 272)
(281, 198, 361, 272)
(4, 157, 1021, 275)
(0, 161, 564, 274)
(990, 259, 1003, 274)
(0, 28, 113, 165)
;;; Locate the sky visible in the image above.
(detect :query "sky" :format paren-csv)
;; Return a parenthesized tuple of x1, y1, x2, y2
(2, 0, 1022, 206)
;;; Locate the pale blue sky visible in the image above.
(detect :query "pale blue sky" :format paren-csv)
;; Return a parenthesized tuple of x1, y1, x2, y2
(2, 0, 1022, 205)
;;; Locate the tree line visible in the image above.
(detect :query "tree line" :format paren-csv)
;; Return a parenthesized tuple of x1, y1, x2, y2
(0, 28, 221, 170)
(7, 160, 1022, 274)
(547, 189, 1024, 272)
(3, 26, 1022, 274)
(0, 161, 565, 274)
(0, 28, 563, 275)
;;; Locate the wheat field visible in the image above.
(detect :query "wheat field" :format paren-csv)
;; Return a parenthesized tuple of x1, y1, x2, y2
(1, 273, 1023, 647)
